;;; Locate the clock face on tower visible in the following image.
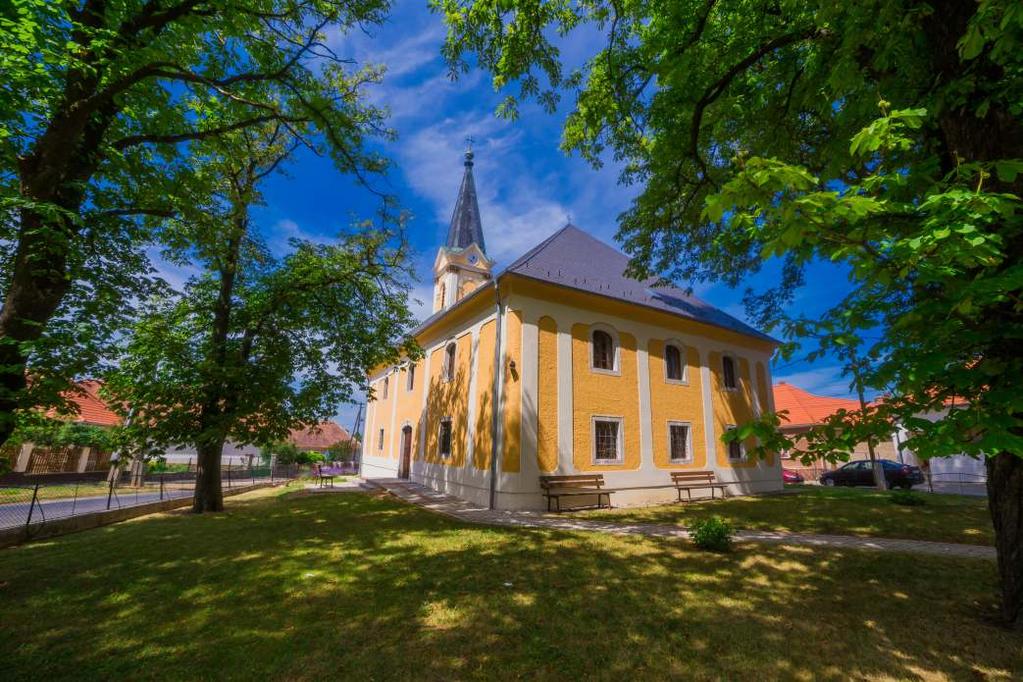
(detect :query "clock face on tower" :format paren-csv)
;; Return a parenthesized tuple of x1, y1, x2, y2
(468, 254, 478, 265)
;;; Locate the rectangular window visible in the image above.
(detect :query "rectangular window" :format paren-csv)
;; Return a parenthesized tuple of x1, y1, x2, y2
(593, 418, 622, 463)
(407, 364, 415, 391)
(439, 419, 452, 459)
(722, 356, 737, 389)
(378, 428, 384, 450)
(669, 423, 691, 462)
(726, 425, 744, 461)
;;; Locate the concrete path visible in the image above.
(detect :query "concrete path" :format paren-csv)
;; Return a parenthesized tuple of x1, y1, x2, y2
(364, 478, 996, 561)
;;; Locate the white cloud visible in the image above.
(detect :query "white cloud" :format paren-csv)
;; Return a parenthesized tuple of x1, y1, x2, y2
(146, 247, 199, 294)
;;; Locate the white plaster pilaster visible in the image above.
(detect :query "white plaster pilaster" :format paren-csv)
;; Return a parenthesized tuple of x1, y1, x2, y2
(520, 319, 540, 481)
(636, 339, 653, 468)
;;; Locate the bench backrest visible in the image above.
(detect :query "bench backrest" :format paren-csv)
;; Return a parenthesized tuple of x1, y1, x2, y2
(539, 474, 605, 490)
(670, 470, 716, 484)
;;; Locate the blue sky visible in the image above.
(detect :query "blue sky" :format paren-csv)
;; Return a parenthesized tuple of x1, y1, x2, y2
(162, 2, 863, 432)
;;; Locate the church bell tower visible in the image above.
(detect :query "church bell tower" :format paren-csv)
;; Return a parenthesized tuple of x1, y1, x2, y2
(433, 145, 493, 313)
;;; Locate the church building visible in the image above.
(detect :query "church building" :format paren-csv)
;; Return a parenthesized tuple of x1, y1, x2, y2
(361, 149, 782, 509)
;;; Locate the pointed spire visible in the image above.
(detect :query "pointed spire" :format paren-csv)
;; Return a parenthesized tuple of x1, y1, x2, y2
(445, 142, 486, 253)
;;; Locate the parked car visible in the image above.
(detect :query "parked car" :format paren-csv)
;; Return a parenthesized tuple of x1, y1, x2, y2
(819, 459, 925, 489)
(782, 469, 805, 484)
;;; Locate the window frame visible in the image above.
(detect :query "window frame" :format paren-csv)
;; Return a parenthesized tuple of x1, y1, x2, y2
(721, 354, 739, 391)
(663, 341, 688, 384)
(590, 415, 625, 465)
(443, 341, 457, 382)
(589, 325, 620, 375)
(438, 418, 453, 460)
(725, 424, 745, 462)
(667, 421, 693, 464)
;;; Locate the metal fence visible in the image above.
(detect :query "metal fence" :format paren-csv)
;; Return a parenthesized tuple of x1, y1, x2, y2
(922, 471, 988, 496)
(0, 464, 300, 532)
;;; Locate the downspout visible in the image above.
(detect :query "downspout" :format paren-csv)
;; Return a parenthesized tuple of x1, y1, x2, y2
(488, 280, 505, 510)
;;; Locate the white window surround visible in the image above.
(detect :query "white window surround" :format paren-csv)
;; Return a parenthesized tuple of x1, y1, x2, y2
(725, 424, 746, 461)
(663, 339, 689, 385)
(442, 341, 457, 382)
(589, 324, 621, 376)
(438, 417, 453, 459)
(667, 420, 694, 463)
(591, 415, 625, 465)
(721, 353, 740, 392)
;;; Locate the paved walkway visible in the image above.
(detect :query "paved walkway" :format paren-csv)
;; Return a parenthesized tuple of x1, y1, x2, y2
(364, 478, 996, 560)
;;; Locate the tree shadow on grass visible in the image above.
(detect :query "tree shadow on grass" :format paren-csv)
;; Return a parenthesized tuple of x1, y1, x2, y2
(574, 485, 995, 546)
(0, 490, 1019, 681)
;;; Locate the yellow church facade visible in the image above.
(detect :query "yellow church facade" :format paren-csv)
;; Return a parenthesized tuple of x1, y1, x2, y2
(361, 151, 781, 510)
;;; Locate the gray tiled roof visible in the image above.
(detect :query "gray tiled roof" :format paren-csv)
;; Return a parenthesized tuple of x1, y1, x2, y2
(504, 225, 776, 343)
(445, 151, 486, 253)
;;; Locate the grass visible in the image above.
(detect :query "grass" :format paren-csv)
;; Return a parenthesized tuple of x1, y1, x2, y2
(573, 486, 994, 546)
(0, 486, 1019, 681)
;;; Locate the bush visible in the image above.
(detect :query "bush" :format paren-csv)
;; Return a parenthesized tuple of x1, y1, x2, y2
(689, 516, 734, 552)
(890, 490, 926, 506)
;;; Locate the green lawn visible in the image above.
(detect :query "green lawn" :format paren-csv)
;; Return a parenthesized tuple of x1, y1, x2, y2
(0, 487, 1018, 681)
(572, 486, 994, 546)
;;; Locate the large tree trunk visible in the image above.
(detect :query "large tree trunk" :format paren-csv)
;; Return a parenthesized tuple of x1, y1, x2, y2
(987, 452, 1023, 629)
(193, 439, 226, 513)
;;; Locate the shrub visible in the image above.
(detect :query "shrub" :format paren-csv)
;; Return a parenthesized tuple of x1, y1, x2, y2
(689, 516, 735, 552)
(890, 490, 926, 506)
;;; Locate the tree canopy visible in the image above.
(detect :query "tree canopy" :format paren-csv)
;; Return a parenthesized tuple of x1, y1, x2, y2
(0, 0, 392, 444)
(104, 122, 417, 511)
(435, 0, 1023, 626)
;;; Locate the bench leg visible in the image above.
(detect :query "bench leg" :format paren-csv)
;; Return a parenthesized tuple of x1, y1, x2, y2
(687, 488, 693, 502)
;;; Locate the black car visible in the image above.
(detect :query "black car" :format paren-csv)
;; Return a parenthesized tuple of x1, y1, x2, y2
(819, 459, 925, 490)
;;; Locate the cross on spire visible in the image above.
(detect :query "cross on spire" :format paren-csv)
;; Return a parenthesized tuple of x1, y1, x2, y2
(464, 135, 475, 166)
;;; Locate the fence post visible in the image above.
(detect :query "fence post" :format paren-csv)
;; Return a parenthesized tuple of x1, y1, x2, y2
(25, 483, 40, 529)
(107, 473, 115, 510)
(227, 465, 231, 489)
(160, 474, 165, 501)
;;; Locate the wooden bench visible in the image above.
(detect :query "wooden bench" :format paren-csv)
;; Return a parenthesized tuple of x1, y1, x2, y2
(539, 474, 616, 512)
(670, 471, 728, 502)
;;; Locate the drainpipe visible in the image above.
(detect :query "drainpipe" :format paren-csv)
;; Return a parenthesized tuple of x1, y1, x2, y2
(488, 280, 505, 510)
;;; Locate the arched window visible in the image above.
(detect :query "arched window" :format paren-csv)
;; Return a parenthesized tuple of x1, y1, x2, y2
(444, 342, 457, 381)
(406, 363, 415, 391)
(382, 376, 389, 399)
(722, 355, 737, 389)
(592, 330, 615, 370)
(665, 344, 684, 381)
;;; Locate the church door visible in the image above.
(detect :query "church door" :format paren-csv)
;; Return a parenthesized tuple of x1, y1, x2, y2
(399, 426, 413, 480)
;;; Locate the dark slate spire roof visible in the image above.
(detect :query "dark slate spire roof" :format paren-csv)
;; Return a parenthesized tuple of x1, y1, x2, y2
(445, 149, 486, 253)
(505, 225, 776, 343)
